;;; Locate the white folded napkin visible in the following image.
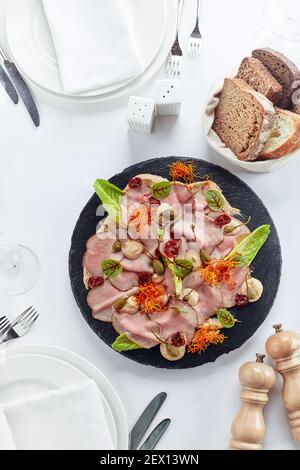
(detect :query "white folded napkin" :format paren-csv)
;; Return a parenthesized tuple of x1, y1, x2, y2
(41, 0, 144, 94)
(0, 379, 114, 450)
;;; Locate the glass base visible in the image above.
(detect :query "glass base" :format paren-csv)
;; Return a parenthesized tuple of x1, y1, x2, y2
(5, 245, 40, 295)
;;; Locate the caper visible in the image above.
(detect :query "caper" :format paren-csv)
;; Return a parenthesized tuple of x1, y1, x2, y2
(200, 249, 210, 264)
(152, 259, 165, 275)
(112, 297, 127, 311)
(223, 224, 236, 234)
(112, 240, 122, 252)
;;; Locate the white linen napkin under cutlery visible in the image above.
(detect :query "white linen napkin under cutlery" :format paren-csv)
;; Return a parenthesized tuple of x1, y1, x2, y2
(0, 379, 113, 450)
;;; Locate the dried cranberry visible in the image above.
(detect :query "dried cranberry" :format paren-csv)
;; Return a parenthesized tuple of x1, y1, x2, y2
(139, 272, 152, 285)
(171, 332, 185, 347)
(215, 214, 232, 228)
(128, 177, 142, 189)
(88, 276, 104, 289)
(148, 196, 160, 205)
(165, 240, 179, 258)
(235, 294, 249, 307)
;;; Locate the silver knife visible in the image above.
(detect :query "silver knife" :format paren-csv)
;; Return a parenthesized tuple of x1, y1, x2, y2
(139, 419, 171, 451)
(129, 392, 167, 450)
(0, 46, 40, 127)
(0, 63, 18, 104)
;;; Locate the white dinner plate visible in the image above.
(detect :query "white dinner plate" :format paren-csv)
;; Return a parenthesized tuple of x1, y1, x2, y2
(5, 0, 176, 101)
(0, 345, 128, 449)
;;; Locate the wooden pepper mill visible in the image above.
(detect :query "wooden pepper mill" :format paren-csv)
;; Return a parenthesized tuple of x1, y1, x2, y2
(265, 324, 300, 444)
(229, 354, 276, 451)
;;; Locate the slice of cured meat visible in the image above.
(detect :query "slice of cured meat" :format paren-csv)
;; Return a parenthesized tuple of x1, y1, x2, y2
(110, 271, 139, 291)
(112, 311, 161, 349)
(83, 233, 123, 277)
(193, 285, 223, 325)
(151, 299, 197, 344)
(121, 254, 154, 273)
(221, 267, 250, 308)
(87, 282, 137, 322)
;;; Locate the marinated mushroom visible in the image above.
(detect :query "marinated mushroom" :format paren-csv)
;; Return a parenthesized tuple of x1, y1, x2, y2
(122, 240, 144, 260)
(160, 343, 186, 361)
(182, 288, 199, 306)
(241, 278, 263, 303)
(119, 296, 139, 314)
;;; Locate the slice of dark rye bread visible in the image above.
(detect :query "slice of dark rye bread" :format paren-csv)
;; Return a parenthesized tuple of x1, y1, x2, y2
(212, 78, 276, 161)
(252, 48, 300, 109)
(237, 57, 282, 104)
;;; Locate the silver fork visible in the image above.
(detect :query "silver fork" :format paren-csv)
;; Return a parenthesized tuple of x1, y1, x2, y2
(188, 0, 202, 60)
(0, 317, 11, 343)
(1, 306, 39, 343)
(166, 0, 184, 78)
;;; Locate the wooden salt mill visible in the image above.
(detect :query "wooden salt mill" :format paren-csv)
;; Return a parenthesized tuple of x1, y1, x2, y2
(229, 354, 276, 451)
(265, 324, 300, 444)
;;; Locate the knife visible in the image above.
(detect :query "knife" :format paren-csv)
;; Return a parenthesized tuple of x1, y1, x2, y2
(139, 419, 171, 451)
(0, 63, 18, 104)
(129, 392, 167, 450)
(0, 46, 40, 127)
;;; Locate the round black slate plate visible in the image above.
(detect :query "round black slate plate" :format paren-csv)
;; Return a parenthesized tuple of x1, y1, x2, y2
(69, 157, 282, 369)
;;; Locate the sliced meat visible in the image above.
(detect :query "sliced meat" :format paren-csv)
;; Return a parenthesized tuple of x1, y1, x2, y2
(122, 254, 154, 273)
(87, 282, 137, 321)
(211, 222, 250, 259)
(162, 267, 175, 296)
(110, 271, 139, 291)
(142, 238, 159, 258)
(193, 285, 223, 325)
(183, 272, 204, 290)
(194, 215, 224, 253)
(173, 183, 193, 204)
(221, 267, 250, 308)
(112, 311, 160, 349)
(83, 233, 123, 277)
(151, 299, 197, 344)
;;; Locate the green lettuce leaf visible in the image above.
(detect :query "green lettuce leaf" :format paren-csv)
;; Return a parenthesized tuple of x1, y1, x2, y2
(111, 334, 141, 352)
(226, 225, 270, 267)
(94, 179, 123, 223)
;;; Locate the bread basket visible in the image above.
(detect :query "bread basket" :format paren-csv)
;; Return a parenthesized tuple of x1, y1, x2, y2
(203, 77, 295, 173)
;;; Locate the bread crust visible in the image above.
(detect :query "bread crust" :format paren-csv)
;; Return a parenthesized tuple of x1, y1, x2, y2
(213, 78, 275, 161)
(237, 57, 282, 104)
(252, 48, 300, 109)
(258, 109, 300, 160)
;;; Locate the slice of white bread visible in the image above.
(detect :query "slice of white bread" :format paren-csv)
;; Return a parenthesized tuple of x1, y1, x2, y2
(258, 108, 300, 160)
(212, 78, 276, 161)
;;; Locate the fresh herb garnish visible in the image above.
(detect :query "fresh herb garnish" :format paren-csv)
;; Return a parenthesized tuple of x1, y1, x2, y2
(94, 179, 123, 223)
(216, 309, 237, 329)
(205, 189, 225, 212)
(174, 259, 193, 278)
(226, 225, 270, 267)
(151, 181, 171, 200)
(101, 259, 123, 278)
(111, 334, 141, 352)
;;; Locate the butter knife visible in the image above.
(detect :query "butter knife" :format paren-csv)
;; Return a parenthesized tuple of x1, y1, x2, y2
(0, 45, 40, 127)
(139, 419, 171, 451)
(0, 63, 18, 104)
(129, 392, 167, 450)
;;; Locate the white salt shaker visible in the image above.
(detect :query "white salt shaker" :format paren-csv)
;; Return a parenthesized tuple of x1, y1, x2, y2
(127, 96, 156, 134)
(155, 79, 181, 116)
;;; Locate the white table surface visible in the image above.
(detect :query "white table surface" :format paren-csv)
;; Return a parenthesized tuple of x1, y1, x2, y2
(1, 0, 300, 451)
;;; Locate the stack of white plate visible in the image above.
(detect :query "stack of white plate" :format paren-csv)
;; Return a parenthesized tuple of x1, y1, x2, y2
(0, 344, 128, 449)
(5, 0, 176, 102)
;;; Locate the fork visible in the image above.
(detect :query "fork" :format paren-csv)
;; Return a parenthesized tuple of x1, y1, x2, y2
(0, 317, 11, 343)
(1, 306, 39, 343)
(166, 0, 184, 78)
(187, 0, 203, 60)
